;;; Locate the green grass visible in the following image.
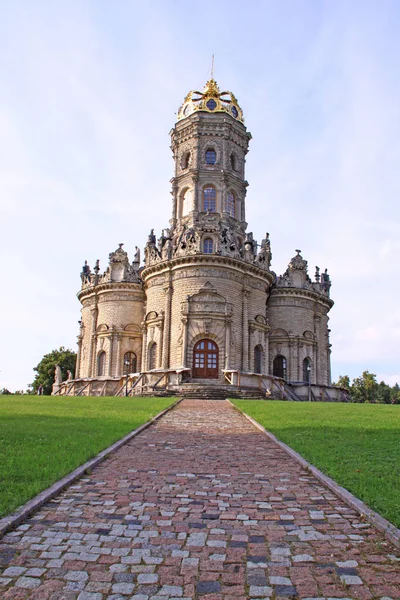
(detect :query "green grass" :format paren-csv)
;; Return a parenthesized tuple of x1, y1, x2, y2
(0, 395, 174, 518)
(232, 400, 400, 528)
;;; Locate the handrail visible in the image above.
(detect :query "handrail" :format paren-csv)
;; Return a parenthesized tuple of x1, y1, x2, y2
(76, 381, 91, 396)
(152, 373, 166, 390)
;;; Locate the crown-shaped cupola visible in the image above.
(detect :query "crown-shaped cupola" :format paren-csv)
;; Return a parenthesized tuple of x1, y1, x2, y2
(177, 78, 244, 123)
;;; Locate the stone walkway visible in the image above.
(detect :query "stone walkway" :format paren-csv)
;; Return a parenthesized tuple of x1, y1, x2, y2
(0, 400, 399, 600)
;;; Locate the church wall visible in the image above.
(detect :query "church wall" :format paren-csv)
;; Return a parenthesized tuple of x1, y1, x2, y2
(267, 291, 331, 385)
(78, 284, 145, 378)
(143, 259, 270, 378)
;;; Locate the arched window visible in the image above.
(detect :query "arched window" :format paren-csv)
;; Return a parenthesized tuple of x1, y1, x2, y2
(225, 192, 235, 218)
(230, 153, 237, 171)
(205, 148, 216, 164)
(123, 352, 137, 374)
(97, 351, 106, 376)
(303, 358, 311, 383)
(203, 238, 213, 254)
(193, 339, 218, 379)
(203, 186, 216, 212)
(254, 345, 263, 374)
(148, 343, 157, 370)
(181, 151, 190, 169)
(273, 355, 287, 379)
(181, 188, 191, 217)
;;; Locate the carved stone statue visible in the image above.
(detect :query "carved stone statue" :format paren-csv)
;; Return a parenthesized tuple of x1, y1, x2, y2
(67, 370, 73, 381)
(133, 246, 140, 267)
(162, 238, 173, 260)
(54, 364, 62, 384)
(321, 269, 331, 293)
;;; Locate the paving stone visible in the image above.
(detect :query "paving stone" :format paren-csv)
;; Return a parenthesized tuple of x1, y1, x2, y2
(339, 574, 363, 585)
(137, 573, 158, 584)
(14, 576, 41, 589)
(249, 585, 273, 597)
(197, 580, 221, 594)
(0, 400, 399, 599)
(111, 581, 136, 594)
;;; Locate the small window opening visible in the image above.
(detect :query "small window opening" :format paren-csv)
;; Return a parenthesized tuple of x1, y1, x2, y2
(205, 148, 216, 165)
(203, 238, 213, 254)
(203, 186, 216, 212)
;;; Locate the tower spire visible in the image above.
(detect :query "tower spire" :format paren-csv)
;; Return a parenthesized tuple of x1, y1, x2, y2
(211, 54, 214, 79)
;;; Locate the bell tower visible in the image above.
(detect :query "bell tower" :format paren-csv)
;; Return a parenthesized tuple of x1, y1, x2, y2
(169, 79, 252, 257)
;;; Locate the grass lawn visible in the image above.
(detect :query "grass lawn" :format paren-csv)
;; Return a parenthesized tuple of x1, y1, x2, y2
(0, 395, 174, 518)
(232, 400, 400, 528)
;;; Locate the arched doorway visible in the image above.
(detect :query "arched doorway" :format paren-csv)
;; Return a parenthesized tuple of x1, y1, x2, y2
(273, 355, 287, 379)
(303, 357, 311, 383)
(254, 345, 263, 374)
(97, 351, 106, 376)
(148, 343, 157, 370)
(193, 339, 218, 379)
(123, 352, 137, 374)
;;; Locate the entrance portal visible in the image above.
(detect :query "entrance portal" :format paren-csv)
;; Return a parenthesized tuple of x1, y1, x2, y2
(193, 339, 219, 379)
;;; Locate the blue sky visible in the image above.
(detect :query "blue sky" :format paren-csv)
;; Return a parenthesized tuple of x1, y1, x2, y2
(1, 0, 399, 391)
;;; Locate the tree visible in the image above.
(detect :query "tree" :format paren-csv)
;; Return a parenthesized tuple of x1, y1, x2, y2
(334, 375, 351, 390)
(377, 381, 391, 404)
(351, 370, 378, 403)
(31, 347, 77, 395)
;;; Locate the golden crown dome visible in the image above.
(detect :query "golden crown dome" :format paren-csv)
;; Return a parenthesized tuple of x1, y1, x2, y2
(177, 79, 244, 123)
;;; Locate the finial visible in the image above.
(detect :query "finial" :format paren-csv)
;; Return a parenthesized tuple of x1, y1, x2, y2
(211, 54, 214, 79)
(118, 243, 124, 249)
(295, 249, 301, 256)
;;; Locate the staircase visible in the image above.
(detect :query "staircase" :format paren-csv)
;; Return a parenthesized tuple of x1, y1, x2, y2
(180, 380, 267, 400)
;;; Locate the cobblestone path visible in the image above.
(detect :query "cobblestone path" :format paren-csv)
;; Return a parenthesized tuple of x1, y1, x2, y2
(0, 400, 399, 600)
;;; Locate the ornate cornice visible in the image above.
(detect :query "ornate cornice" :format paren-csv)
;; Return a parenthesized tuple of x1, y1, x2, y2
(269, 286, 334, 310)
(141, 254, 274, 286)
(77, 281, 144, 303)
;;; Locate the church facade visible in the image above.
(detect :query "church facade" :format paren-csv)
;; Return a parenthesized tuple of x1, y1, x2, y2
(58, 79, 342, 400)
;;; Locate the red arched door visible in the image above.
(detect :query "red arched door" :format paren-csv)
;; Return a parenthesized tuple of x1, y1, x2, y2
(193, 339, 218, 379)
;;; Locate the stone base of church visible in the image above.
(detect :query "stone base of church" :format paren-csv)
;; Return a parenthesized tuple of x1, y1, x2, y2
(54, 370, 349, 402)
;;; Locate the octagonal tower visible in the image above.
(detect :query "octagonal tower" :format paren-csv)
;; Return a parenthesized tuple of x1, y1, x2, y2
(141, 79, 274, 381)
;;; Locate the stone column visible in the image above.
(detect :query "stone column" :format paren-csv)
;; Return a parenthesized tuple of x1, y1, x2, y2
(242, 290, 250, 371)
(225, 319, 231, 370)
(193, 173, 199, 212)
(314, 314, 321, 384)
(75, 336, 83, 379)
(288, 339, 295, 382)
(115, 335, 122, 377)
(141, 325, 147, 371)
(158, 323, 163, 369)
(108, 334, 114, 376)
(171, 178, 178, 227)
(88, 307, 98, 377)
(264, 329, 269, 375)
(162, 282, 173, 369)
(181, 317, 188, 368)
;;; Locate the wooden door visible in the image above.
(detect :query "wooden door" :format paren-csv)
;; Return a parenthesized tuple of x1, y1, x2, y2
(193, 339, 218, 379)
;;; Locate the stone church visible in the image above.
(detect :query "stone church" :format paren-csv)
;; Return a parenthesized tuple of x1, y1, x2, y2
(56, 78, 344, 400)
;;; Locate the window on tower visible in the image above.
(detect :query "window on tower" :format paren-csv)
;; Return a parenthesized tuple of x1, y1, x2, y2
(226, 192, 235, 218)
(181, 151, 191, 169)
(203, 186, 216, 212)
(205, 148, 216, 164)
(230, 153, 237, 171)
(203, 238, 213, 254)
